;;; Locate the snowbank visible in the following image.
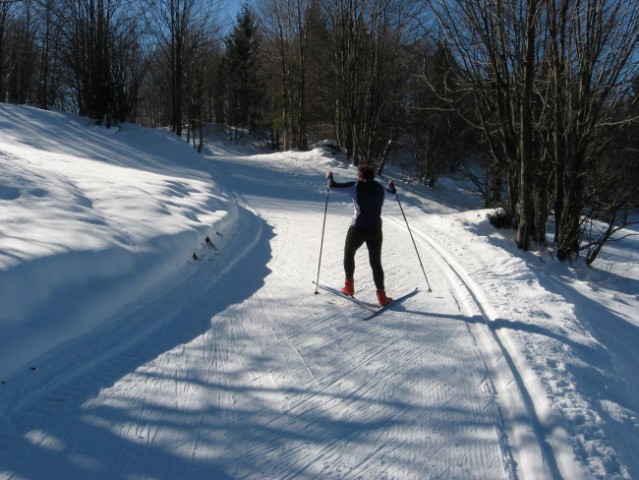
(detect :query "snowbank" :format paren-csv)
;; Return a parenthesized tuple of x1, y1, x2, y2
(0, 105, 231, 378)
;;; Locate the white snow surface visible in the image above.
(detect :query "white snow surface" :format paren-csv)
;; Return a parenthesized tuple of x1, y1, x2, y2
(1, 104, 638, 479)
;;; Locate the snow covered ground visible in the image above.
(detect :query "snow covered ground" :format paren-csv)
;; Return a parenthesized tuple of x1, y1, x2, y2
(1, 104, 638, 479)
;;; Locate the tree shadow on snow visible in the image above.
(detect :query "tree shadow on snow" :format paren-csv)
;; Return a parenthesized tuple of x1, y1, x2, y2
(0, 208, 279, 479)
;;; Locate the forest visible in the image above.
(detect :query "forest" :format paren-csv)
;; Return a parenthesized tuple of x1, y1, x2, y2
(1, 0, 638, 263)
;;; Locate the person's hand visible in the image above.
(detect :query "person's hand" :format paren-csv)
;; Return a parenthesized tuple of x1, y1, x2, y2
(389, 179, 395, 186)
(326, 171, 333, 179)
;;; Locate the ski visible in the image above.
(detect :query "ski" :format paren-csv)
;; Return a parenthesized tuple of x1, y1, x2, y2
(314, 282, 378, 313)
(362, 288, 419, 321)
(314, 282, 419, 320)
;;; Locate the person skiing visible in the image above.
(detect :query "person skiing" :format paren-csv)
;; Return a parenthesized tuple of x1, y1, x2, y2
(326, 164, 396, 306)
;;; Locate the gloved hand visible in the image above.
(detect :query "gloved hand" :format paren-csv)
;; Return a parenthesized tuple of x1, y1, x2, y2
(326, 171, 333, 179)
(388, 178, 397, 194)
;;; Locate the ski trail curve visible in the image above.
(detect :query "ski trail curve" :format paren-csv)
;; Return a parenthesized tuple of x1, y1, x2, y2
(0, 192, 274, 479)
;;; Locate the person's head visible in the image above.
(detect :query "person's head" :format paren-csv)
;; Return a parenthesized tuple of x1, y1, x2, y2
(357, 164, 375, 182)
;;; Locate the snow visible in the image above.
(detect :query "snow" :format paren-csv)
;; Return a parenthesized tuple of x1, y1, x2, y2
(1, 104, 638, 479)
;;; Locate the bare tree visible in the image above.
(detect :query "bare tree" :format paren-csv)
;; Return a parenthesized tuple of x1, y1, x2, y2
(1, 0, 38, 105)
(59, 0, 143, 125)
(260, 0, 310, 150)
(577, 85, 639, 264)
(324, 0, 416, 165)
(33, 0, 65, 108)
(408, 40, 476, 187)
(426, 0, 639, 260)
(0, 0, 16, 101)
(544, 0, 639, 260)
(185, 36, 220, 152)
(143, 0, 220, 136)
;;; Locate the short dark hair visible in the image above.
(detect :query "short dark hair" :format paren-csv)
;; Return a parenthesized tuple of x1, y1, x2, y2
(358, 164, 375, 181)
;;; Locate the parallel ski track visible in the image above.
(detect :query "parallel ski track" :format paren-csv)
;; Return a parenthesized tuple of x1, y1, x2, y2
(386, 215, 565, 480)
(0, 196, 257, 416)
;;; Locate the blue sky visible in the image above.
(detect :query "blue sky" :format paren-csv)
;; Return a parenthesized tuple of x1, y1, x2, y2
(220, 0, 256, 32)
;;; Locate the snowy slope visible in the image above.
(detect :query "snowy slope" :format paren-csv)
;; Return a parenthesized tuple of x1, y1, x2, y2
(1, 105, 638, 479)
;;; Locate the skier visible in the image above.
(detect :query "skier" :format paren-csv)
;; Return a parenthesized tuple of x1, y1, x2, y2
(326, 164, 396, 306)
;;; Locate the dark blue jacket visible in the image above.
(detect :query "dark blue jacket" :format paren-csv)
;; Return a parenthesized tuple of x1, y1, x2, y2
(328, 177, 396, 228)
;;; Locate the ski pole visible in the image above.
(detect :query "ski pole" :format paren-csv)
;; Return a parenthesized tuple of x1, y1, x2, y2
(314, 185, 330, 294)
(395, 193, 432, 292)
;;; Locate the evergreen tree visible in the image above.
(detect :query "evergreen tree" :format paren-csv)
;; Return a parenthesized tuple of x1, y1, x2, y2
(223, 5, 263, 140)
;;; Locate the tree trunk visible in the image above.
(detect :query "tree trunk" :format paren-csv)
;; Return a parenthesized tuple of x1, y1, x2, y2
(515, 0, 538, 251)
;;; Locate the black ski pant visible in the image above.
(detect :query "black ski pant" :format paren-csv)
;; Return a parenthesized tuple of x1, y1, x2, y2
(343, 225, 385, 291)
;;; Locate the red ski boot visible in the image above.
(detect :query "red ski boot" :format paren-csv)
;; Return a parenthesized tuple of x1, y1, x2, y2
(376, 290, 393, 306)
(341, 279, 355, 296)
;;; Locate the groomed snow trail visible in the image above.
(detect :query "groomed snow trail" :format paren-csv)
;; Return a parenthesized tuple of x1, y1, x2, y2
(1, 147, 558, 479)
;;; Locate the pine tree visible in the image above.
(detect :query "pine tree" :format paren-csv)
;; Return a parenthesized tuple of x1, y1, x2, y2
(222, 5, 263, 140)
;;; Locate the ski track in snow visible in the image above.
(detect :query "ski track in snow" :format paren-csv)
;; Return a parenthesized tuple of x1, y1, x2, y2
(385, 215, 581, 480)
(0, 143, 605, 479)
